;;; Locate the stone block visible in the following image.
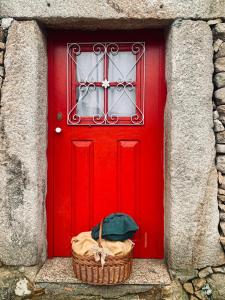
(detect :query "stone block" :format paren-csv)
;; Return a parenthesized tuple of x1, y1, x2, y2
(213, 266, 225, 273)
(218, 171, 224, 184)
(213, 39, 223, 52)
(217, 155, 225, 173)
(218, 188, 225, 195)
(207, 19, 222, 26)
(192, 278, 206, 291)
(214, 72, 225, 88)
(219, 203, 225, 212)
(218, 194, 225, 202)
(215, 57, 225, 73)
(214, 119, 224, 132)
(220, 222, 225, 235)
(0, 28, 4, 42)
(218, 104, 225, 115)
(216, 42, 225, 58)
(0, 65, 4, 77)
(220, 236, 225, 246)
(198, 267, 213, 278)
(0, 51, 4, 65)
(34, 258, 181, 300)
(218, 105, 225, 123)
(217, 131, 225, 144)
(214, 88, 225, 105)
(169, 269, 198, 283)
(183, 282, 194, 294)
(213, 110, 219, 120)
(194, 290, 207, 300)
(0, 0, 225, 29)
(1, 18, 13, 30)
(213, 23, 225, 41)
(165, 19, 225, 271)
(207, 273, 225, 300)
(220, 212, 225, 221)
(0, 42, 5, 50)
(0, 20, 47, 265)
(216, 144, 225, 153)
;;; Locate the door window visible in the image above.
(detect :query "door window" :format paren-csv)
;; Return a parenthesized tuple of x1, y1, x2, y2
(67, 42, 145, 125)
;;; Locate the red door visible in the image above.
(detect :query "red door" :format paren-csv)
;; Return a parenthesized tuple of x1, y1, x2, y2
(47, 30, 166, 258)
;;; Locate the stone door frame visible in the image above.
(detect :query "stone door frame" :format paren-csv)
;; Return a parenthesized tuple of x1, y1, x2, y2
(0, 17, 224, 272)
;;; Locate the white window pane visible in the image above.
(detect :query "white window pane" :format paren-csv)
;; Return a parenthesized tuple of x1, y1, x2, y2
(76, 52, 104, 82)
(108, 87, 136, 117)
(108, 52, 136, 82)
(76, 87, 104, 116)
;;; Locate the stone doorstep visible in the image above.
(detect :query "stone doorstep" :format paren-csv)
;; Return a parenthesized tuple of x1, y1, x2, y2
(35, 258, 171, 298)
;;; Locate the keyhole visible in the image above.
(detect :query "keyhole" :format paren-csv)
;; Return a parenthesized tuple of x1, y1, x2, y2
(57, 112, 63, 121)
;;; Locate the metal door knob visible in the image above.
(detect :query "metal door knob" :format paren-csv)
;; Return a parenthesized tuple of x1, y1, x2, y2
(55, 127, 62, 133)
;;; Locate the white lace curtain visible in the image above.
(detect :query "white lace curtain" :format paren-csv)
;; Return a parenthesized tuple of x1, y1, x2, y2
(76, 51, 136, 117)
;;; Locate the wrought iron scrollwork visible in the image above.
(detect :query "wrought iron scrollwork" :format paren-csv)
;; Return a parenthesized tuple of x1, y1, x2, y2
(67, 42, 145, 125)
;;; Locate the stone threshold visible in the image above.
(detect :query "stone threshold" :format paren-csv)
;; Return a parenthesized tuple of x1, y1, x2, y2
(35, 258, 171, 298)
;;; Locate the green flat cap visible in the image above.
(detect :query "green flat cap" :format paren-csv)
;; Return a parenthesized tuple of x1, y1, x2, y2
(91, 213, 139, 241)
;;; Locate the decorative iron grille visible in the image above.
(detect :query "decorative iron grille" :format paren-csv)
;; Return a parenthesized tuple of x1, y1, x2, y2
(67, 42, 145, 125)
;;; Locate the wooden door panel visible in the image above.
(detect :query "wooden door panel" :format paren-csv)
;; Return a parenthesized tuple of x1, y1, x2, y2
(47, 30, 166, 258)
(94, 139, 117, 213)
(118, 140, 139, 214)
(71, 140, 94, 235)
(53, 137, 71, 256)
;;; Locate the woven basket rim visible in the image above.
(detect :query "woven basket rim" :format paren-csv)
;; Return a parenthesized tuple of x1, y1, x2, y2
(72, 248, 133, 261)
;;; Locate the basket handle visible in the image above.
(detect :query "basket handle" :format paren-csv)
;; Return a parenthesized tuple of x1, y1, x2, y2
(98, 218, 104, 248)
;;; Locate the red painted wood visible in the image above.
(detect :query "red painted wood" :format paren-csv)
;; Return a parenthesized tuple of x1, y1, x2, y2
(71, 141, 94, 235)
(47, 30, 166, 258)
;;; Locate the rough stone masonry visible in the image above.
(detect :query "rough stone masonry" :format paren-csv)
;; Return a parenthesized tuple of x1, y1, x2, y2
(1, 17, 224, 273)
(214, 21, 225, 255)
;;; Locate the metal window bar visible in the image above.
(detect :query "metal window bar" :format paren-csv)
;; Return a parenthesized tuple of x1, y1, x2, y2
(67, 42, 145, 125)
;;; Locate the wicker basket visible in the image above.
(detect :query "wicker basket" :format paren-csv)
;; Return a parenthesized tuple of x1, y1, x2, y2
(72, 220, 133, 285)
